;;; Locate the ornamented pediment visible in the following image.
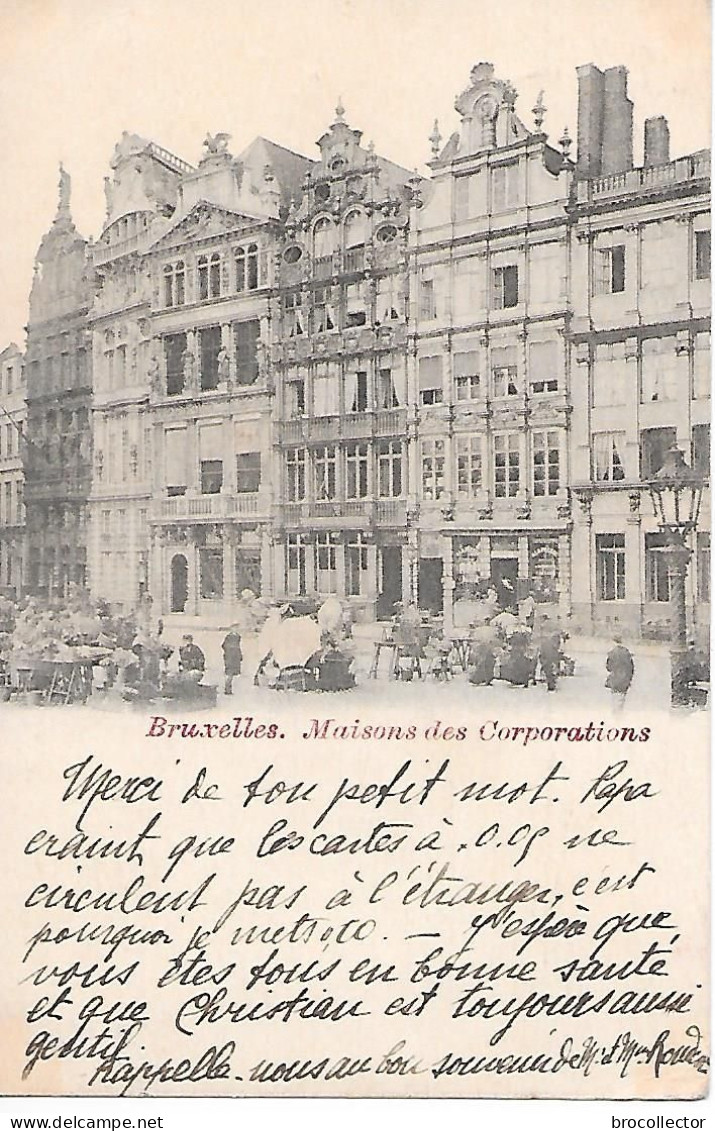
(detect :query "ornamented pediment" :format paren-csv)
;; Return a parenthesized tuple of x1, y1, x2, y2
(149, 200, 266, 253)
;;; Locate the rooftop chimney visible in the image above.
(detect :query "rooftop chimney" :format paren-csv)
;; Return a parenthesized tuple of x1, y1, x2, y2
(644, 116, 670, 167)
(601, 65, 633, 175)
(576, 63, 605, 178)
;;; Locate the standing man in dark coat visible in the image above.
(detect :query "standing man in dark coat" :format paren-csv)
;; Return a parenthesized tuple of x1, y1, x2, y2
(606, 636, 635, 707)
(221, 626, 243, 695)
(539, 626, 563, 693)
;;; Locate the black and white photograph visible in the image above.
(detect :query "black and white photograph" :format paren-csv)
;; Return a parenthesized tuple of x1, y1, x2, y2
(0, 0, 710, 1116)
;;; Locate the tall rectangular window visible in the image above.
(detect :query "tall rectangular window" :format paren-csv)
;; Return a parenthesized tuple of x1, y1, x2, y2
(378, 440, 403, 497)
(345, 283, 367, 327)
(419, 356, 443, 406)
(313, 365, 339, 417)
(200, 460, 223, 494)
(596, 534, 626, 601)
(286, 373, 306, 417)
(164, 428, 188, 497)
(593, 432, 626, 482)
(236, 452, 261, 493)
(346, 370, 368, 413)
(641, 337, 678, 403)
(595, 245, 626, 294)
(234, 320, 260, 385)
(378, 367, 400, 409)
(455, 435, 482, 498)
(420, 278, 436, 320)
(346, 443, 369, 498)
(284, 292, 304, 337)
(199, 547, 223, 599)
(199, 327, 222, 391)
(286, 448, 306, 502)
(694, 332, 711, 399)
(593, 341, 627, 407)
(421, 438, 445, 500)
(695, 230, 711, 280)
(316, 533, 339, 594)
(454, 176, 471, 221)
(532, 431, 560, 496)
(164, 333, 186, 396)
(287, 534, 307, 595)
(529, 341, 559, 394)
(454, 351, 480, 400)
(346, 534, 368, 596)
(491, 163, 519, 211)
(640, 426, 677, 478)
(494, 433, 520, 497)
(645, 532, 671, 603)
(492, 265, 519, 309)
(492, 346, 519, 397)
(692, 423, 711, 478)
(313, 286, 336, 333)
(314, 445, 337, 500)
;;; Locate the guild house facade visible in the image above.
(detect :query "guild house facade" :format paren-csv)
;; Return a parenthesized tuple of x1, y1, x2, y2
(23, 168, 93, 598)
(4, 59, 709, 639)
(0, 343, 26, 596)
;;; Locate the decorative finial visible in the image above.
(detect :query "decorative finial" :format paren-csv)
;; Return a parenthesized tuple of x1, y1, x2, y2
(532, 90, 546, 132)
(429, 119, 442, 158)
(335, 98, 345, 123)
(367, 138, 375, 155)
(559, 125, 572, 156)
(57, 162, 71, 219)
(502, 81, 518, 109)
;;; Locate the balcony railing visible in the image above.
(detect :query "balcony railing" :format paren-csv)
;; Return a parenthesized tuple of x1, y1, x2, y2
(581, 152, 710, 202)
(155, 492, 262, 521)
(279, 408, 407, 443)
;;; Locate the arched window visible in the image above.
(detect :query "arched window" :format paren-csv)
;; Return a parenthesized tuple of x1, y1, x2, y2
(209, 253, 221, 298)
(313, 218, 335, 279)
(163, 264, 174, 307)
(344, 210, 367, 272)
(246, 244, 258, 290)
(198, 256, 209, 301)
(235, 247, 246, 292)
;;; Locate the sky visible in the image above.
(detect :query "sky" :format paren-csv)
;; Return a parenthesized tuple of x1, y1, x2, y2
(0, 0, 710, 348)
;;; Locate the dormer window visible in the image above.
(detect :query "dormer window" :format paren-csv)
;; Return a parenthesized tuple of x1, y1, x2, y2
(198, 253, 221, 301)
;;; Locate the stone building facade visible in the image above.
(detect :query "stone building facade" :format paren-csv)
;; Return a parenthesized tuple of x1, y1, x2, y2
(12, 59, 712, 639)
(271, 105, 415, 619)
(87, 133, 192, 611)
(0, 344, 26, 596)
(24, 168, 92, 598)
(409, 64, 574, 630)
(145, 134, 309, 621)
(569, 67, 711, 639)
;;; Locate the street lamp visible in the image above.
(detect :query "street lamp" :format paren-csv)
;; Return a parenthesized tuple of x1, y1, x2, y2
(647, 445, 706, 706)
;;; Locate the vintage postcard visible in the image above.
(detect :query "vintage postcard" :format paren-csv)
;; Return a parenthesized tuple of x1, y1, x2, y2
(0, 0, 710, 1106)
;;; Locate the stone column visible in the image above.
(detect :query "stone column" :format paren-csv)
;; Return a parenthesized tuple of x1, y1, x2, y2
(625, 495, 642, 636)
(442, 533, 454, 633)
(260, 527, 274, 601)
(222, 526, 236, 611)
